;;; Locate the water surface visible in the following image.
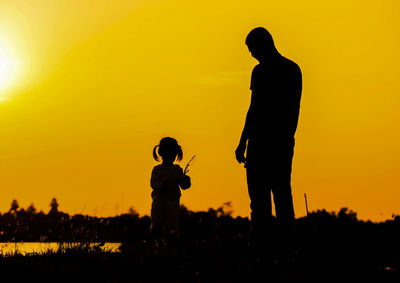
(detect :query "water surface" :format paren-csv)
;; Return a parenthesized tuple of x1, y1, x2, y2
(0, 242, 121, 256)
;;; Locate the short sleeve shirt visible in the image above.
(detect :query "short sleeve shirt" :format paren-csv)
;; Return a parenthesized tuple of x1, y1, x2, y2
(248, 57, 302, 141)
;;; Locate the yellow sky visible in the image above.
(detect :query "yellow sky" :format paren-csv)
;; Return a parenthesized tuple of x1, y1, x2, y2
(0, 0, 399, 221)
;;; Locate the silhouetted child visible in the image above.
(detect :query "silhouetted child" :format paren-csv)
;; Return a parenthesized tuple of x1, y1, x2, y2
(150, 137, 191, 243)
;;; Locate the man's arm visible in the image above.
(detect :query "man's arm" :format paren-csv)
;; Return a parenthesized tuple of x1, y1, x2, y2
(235, 92, 255, 164)
(289, 65, 302, 138)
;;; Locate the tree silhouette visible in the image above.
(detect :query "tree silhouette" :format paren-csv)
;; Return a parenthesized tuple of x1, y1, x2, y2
(128, 207, 139, 218)
(49, 198, 59, 215)
(338, 207, 357, 221)
(27, 203, 37, 214)
(9, 199, 19, 213)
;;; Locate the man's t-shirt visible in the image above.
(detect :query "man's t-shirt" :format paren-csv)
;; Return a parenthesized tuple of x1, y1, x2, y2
(248, 55, 302, 143)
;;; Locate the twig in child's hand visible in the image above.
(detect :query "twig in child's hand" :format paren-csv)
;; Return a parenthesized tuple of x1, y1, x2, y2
(184, 155, 196, 175)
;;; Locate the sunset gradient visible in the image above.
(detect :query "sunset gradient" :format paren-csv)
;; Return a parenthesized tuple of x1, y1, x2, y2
(0, 0, 399, 221)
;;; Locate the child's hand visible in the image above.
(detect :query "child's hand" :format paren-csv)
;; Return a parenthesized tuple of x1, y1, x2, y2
(180, 175, 191, 190)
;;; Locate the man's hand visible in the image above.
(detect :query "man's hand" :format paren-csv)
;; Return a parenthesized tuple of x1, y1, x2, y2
(235, 143, 247, 165)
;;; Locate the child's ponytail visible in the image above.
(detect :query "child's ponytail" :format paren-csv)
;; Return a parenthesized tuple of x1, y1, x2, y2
(176, 145, 183, 161)
(153, 145, 160, 162)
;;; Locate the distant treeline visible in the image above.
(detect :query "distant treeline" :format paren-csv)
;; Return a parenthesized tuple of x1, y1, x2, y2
(0, 199, 399, 256)
(0, 199, 243, 242)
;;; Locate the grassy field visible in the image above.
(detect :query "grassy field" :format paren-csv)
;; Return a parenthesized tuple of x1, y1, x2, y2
(0, 208, 399, 282)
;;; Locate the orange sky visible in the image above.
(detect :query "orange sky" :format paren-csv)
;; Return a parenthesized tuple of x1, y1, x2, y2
(0, 0, 399, 221)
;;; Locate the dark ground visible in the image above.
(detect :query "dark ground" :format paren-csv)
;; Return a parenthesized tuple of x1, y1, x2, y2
(0, 207, 399, 282)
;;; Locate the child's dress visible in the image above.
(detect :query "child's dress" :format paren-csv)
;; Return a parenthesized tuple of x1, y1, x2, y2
(150, 164, 191, 237)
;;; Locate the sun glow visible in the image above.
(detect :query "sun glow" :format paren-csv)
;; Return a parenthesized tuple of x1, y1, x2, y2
(0, 42, 20, 101)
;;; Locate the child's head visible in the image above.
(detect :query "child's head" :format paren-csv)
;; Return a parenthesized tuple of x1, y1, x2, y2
(153, 137, 183, 163)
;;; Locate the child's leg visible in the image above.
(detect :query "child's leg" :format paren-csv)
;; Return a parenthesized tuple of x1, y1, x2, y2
(150, 199, 165, 239)
(165, 199, 180, 247)
(170, 199, 181, 236)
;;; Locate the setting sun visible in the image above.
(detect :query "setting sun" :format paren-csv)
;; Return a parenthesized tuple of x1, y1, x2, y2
(0, 1, 399, 279)
(0, 42, 20, 99)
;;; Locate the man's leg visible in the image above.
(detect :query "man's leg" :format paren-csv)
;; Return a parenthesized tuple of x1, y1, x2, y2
(272, 180, 295, 226)
(271, 142, 295, 225)
(271, 147, 296, 257)
(246, 165, 273, 250)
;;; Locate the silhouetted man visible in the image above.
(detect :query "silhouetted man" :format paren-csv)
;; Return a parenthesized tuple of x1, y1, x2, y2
(235, 27, 302, 249)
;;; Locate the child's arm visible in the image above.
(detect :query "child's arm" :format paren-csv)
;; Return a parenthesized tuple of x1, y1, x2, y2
(150, 167, 163, 191)
(180, 175, 191, 190)
(179, 167, 191, 190)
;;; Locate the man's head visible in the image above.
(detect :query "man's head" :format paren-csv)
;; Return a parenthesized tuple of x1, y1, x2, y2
(246, 27, 278, 62)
